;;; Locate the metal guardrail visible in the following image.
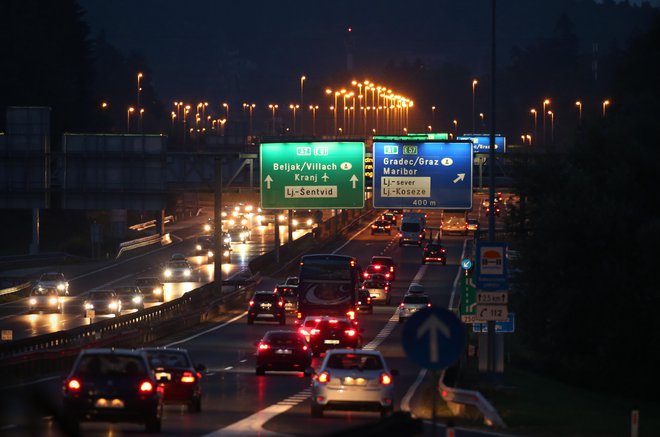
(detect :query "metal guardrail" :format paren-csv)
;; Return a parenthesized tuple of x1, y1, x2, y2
(115, 233, 172, 259)
(128, 215, 175, 231)
(439, 375, 506, 428)
(0, 280, 33, 297)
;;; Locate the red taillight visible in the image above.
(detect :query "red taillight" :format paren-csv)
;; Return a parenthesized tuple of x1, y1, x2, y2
(140, 381, 154, 392)
(385, 273, 391, 279)
(317, 372, 330, 384)
(346, 311, 356, 320)
(367, 297, 372, 303)
(278, 300, 284, 307)
(345, 329, 356, 337)
(249, 300, 254, 306)
(385, 285, 389, 290)
(310, 329, 320, 335)
(399, 303, 405, 308)
(374, 265, 381, 270)
(371, 225, 377, 229)
(390, 267, 394, 272)
(419, 234, 423, 238)
(363, 273, 369, 278)
(380, 373, 393, 385)
(303, 345, 308, 351)
(181, 371, 196, 383)
(398, 233, 402, 237)
(258, 342, 270, 350)
(67, 379, 81, 391)
(427, 303, 432, 307)
(329, 319, 338, 324)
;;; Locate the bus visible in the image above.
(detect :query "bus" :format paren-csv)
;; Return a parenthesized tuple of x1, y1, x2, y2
(296, 254, 362, 323)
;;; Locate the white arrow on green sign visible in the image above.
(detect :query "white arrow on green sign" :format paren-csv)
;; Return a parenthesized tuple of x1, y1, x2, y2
(260, 142, 365, 209)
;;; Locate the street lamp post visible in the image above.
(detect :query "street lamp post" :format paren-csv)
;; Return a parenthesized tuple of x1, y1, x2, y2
(530, 108, 537, 145)
(127, 107, 134, 133)
(137, 73, 143, 132)
(575, 100, 582, 126)
(248, 104, 255, 135)
(542, 99, 550, 146)
(309, 105, 319, 136)
(452, 119, 458, 135)
(547, 110, 554, 144)
(431, 106, 436, 130)
(139, 108, 144, 130)
(300, 75, 306, 133)
(268, 104, 278, 134)
(222, 103, 229, 122)
(472, 79, 478, 133)
(479, 112, 485, 130)
(602, 99, 610, 117)
(289, 104, 299, 134)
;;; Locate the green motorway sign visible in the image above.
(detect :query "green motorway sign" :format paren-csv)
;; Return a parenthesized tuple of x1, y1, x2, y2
(260, 142, 365, 209)
(459, 275, 478, 323)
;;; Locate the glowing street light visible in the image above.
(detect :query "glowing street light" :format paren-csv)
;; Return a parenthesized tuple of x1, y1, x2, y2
(127, 107, 135, 133)
(248, 104, 256, 135)
(268, 104, 278, 134)
(309, 105, 319, 135)
(452, 119, 458, 134)
(547, 110, 554, 144)
(137, 73, 143, 131)
(530, 108, 538, 145)
(575, 100, 582, 125)
(289, 104, 300, 134)
(222, 102, 229, 121)
(542, 99, 550, 145)
(602, 99, 610, 117)
(472, 79, 478, 133)
(431, 106, 436, 128)
(139, 108, 144, 129)
(100, 101, 108, 109)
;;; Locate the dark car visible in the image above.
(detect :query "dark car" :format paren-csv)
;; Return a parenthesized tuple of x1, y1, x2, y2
(195, 235, 231, 262)
(142, 348, 205, 413)
(308, 317, 362, 356)
(248, 291, 286, 325)
(255, 330, 312, 375)
(370, 220, 392, 235)
(135, 277, 165, 302)
(356, 288, 373, 314)
(62, 348, 163, 433)
(363, 264, 392, 281)
(381, 212, 397, 225)
(114, 286, 144, 311)
(467, 218, 480, 233)
(370, 255, 397, 280)
(274, 285, 298, 312)
(422, 243, 447, 265)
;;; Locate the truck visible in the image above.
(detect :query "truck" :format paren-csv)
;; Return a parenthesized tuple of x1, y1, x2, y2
(441, 211, 469, 236)
(398, 212, 427, 246)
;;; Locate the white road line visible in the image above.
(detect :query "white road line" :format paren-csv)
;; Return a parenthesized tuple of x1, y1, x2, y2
(400, 368, 428, 413)
(165, 312, 247, 347)
(203, 404, 291, 437)
(448, 239, 468, 311)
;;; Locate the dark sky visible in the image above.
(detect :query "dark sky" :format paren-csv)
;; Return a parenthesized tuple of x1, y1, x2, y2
(80, 0, 658, 105)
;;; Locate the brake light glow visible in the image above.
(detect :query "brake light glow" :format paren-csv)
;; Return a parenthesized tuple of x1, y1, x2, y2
(67, 379, 81, 391)
(329, 319, 338, 324)
(419, 234, 423, 238)
(400, 303, 405, 308)
(346, 310, 356, 320)
(181, 372, 196, 383)
(345, 329, 356, 337)
(278, 300, 284, 307)
(380, 373, 393, 385)
(249, 300, 254, 306)
(317, 372, 330, 384)
(374, 265, 381, 270)
(303, 345, 308, 351)
(363, 273, 369, 278)
(258, 343, 270, 350)
(299, 329, 310, 337)
(139, 381, 154, 392)
(310, 329, 320, 335)
(427, 303, 432, 307)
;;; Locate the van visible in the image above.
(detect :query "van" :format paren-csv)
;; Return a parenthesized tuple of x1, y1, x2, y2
(398, 212, 426, 246)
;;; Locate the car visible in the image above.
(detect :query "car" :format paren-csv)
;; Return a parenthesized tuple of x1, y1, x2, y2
(422, 243, 447, 265)
(495, 192, 504, 203)
(227, 225, 251, 243)
(370, 220, 392, 235)
(467, 218, 480, 232)
(248, 291, 286, 325)
(203, 217, 214, 233)
(441, 216, 468, 235)
(27, 286, 63, 313)
(370, 256, 397, 280)
(307, 316, 362, 356)
(381, 212, 397, 225)
(356, 288, 373, 314)
(255, 330, 313, 375)
(83, 290, 122, 317)
(486, 204, 501, 216)
(407, 283, 425, 294)
(291, 209, 315, 228)
(163, 260, 193, 281)
(309, 349, 397, 418)
(298, 315, 325, 342)
(284, 276, 299, 286)
(62, 348, 163, 433)
(114, 286, 145, 311)
(398, 293, 431, 323)
(195, 235, 232, 262)
(363, 264, 392, 281)
(36, 272, 69, 295)
(360, 280, 391, 305)
(274, 284, 298, 312)
(135, 277, 165, 302)
(142, 347, 205, 413)
(170, 252, 186, 261)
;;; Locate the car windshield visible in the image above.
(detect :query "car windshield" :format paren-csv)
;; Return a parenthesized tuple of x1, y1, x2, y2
(401, 223, 420, 232)
(136, 278, 158, 286)
(278, 287, 297, 297)
(115, 287, 137, 295)
(264, 332, 305, 345)
(31, 288, 57, 296)
(285, 277, 299, 285)
(40, 274, 63, 281)
(90, 292, 113, 300)
(403, 295, 429, 304)
(168, 261, 189, 269)
(77, 354, 146, 377)
(145, 351, 190, 368)
(326, 353, 383, 371)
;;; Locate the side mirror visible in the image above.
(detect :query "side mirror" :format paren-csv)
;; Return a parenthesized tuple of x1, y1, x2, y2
(303, 367, 315, 377)
(195, 364, 206, 372)
(390, 369, 399, 377)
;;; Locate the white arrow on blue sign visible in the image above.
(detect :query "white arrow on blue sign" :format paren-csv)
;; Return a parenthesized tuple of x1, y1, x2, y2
(401, 307, 466, 370)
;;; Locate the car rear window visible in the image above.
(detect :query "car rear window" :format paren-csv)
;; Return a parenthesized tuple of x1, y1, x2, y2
(145, 351, 190, 368)
(363, 281, 385, 288)
(401, 223, 421, 232)
(326, 353, 383, 370)
(253, 293, 278, 302)
(264, 332, 305, 345)
(317, 320, 352, 331)
(77, 354, 147, 376)
(371, 257, 393, 265)
(403, 295, 429, 304)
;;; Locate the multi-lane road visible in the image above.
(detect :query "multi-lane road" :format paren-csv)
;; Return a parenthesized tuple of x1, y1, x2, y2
(0, 199, 509, 436)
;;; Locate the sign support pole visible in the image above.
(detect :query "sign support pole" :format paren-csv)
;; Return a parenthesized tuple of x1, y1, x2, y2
(274, 214, 281, 264)
(288, 209, 293, 243)
(214, 158, 223, 293)
(432, 370, 439, 437)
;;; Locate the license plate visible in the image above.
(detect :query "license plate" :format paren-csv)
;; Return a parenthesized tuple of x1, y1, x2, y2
(155, 372, 171, 381)
(95, 398, 125, 408)
(324, 339, 340, 344)
(343, 377, 367, 386)
(260, 303, 272, 309)
(275, 349, 292, 355)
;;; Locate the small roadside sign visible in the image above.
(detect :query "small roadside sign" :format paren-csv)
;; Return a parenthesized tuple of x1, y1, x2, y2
(475, 241, 509, 291)
(459, 276, 477, 323)
(476, 304, 508, 321)
(85, 309, 95, 319)
(402, 307, 466, 370)
(476, 291, 508, 304)
(461, 259, 472, 270)
(473, 313, 515, 333)
(1, 330, 12, 341)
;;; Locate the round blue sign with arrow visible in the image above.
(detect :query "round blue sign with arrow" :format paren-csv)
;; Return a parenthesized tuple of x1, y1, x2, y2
(401, 307, 466, 370)
(461, 259, 472, 270)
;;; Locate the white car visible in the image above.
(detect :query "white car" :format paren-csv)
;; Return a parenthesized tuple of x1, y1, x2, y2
(163, 260, 193, 281)
(398, 293, 431, 323)
(28, 287, 63, 313)
(309, 349, 397, 418)
(83, 290, 122, 317)
(36, 272, 69, 295)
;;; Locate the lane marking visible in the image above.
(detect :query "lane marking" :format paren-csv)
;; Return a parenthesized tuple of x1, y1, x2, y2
(165, 312, 247, 347)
